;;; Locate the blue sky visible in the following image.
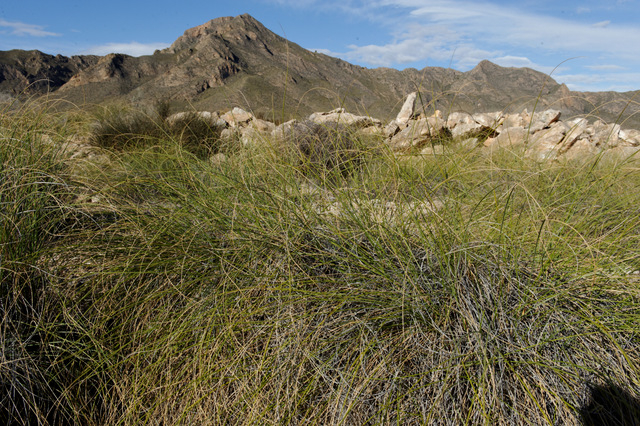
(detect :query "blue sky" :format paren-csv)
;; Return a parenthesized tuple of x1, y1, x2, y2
(1, 0, 639, 92)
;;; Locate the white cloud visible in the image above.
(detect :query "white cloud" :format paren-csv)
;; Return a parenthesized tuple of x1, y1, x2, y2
(0, 19, 60, 37)
(264, 0, 638, 91)
(592, 20, 611, 28)
(311, 0, 640, 81)
(556, 72, 640, 92)
(586, 64, 627, 71)
(378, 0, 638, 54)
(83, 42, 169, 56)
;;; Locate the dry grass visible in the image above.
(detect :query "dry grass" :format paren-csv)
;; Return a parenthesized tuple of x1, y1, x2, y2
(2, 101, 640, 425)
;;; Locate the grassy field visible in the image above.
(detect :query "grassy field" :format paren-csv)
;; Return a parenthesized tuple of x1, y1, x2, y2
(1, 101, 640, 425)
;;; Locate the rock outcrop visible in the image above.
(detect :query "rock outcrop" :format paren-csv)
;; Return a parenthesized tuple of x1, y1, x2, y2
(200, 93, 640, 162)
(0, 50, 98, 96)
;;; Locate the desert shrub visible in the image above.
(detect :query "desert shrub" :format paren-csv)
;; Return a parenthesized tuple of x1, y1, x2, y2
(89, 105, 163, 150)
(165, 112, 225, 158)
(63, 145, 640, 424)
(153, 98, 172, 121)
(0, 111, 80, 424)
(3, 99, 640, 424)
(90, 106, 225, 158)
(289, 120, 378, 182)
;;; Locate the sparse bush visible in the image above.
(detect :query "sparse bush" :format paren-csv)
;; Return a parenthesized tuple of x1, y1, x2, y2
(0, 108, 79, 424)
(154, 98, 172, 121)
(289, 120, 378, 182)
(165, 112, 225, 158)
(89, 106, 225, 158)
(89, 105, 163, 150)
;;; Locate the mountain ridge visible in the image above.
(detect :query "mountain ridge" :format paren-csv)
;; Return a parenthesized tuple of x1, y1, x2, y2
(1, 14, 639, 126)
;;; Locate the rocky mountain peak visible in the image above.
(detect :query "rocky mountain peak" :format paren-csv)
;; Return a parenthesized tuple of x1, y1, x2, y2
(472, 59, 503, 73)
(164, 14, 269, 54)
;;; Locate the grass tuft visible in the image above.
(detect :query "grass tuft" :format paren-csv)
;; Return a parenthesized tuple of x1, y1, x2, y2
(2, 102, 640, 424)
(89, 105, 225, 158)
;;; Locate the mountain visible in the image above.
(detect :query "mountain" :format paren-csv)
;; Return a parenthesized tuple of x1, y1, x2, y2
(0, 50, 98, 99)
(2, 14, 640, 126)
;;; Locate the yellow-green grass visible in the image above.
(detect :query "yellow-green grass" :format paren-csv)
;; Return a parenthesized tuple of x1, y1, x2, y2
(2, 102, 639, 425)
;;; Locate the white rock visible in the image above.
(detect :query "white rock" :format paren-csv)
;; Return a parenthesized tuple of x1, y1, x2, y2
(221, 107, 254, 127)
(591, 122, 622, 147)
(240, 126, 270, 146)
(396, 92, 418, 126)
(525, 121, 570, 161)
(166, 111, 226, 128)
(620, 128, 640, 147)
(562, 137, 600, 161)
(309, 108, 382, 128)
(472, 112, 503, 128)
(484, 127, 528, 149)
(250, 118, 276, 133)
(528, 109, 561, 133)
(389, 113, 446, 151)
(271, 119, 298, 140)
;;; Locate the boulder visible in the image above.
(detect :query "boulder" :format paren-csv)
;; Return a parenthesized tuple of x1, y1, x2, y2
(484, 127, 528, 149)
(250, 117, 276, 133)
(601, 146, 640, 163)
(395, 92, 418, 126)
(525, 121, 571, 161)
(271, 119, 299, 140)
(590, 121, 622, 148)
(528, 109, 561, 133)
(472, 112, 504, 128)
(166, 111, 227, 128)
(221, 107, 254, 127)
(447, 112, 483, 138)
(240, 126, 268, 146)
(499, 111, 530, 129)
(308, 108, 382, 128)
(384, 121, 402, 138)
(562, 137, 600, 161)
(389, 112, 446, 151)
(620, 128, 640, 147)
(162, 104, 640, 162)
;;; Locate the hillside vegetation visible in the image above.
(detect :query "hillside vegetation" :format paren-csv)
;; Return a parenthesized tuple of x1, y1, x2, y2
(1, 100, 640, 425)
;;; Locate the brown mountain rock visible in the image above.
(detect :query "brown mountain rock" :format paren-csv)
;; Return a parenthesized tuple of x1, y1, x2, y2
(0, 50, 98, 97)
(1, 14, 640, 128)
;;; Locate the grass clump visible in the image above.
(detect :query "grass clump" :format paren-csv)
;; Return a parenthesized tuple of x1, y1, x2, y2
(3, 102, 640, 424)
(89, 104, 225, 158)
(288, 120, 382, 183)
(0, 105, 81, 424)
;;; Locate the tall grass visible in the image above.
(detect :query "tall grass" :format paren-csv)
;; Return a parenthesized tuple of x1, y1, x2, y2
(2, 103, 640, 424)
(89, 104, 226, 158)
(0, 104, 79, 424)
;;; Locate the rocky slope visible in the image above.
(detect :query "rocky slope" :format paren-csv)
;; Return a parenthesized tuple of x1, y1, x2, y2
(0, 50, 98, 99)
(2, 14, 640, 127)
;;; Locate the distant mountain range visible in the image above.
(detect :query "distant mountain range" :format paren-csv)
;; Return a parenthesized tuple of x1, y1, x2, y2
(2, 14, 639, 126)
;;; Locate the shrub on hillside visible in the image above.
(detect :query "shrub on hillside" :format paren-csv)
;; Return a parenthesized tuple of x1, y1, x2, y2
(165, 112, 225, 158)
(89, 106, 163, 150)
(289, 120, 377, 181)
(90, 106, 225, 158)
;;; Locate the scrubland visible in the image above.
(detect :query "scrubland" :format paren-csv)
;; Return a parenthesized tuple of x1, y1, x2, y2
(1, 100, 639, 425)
